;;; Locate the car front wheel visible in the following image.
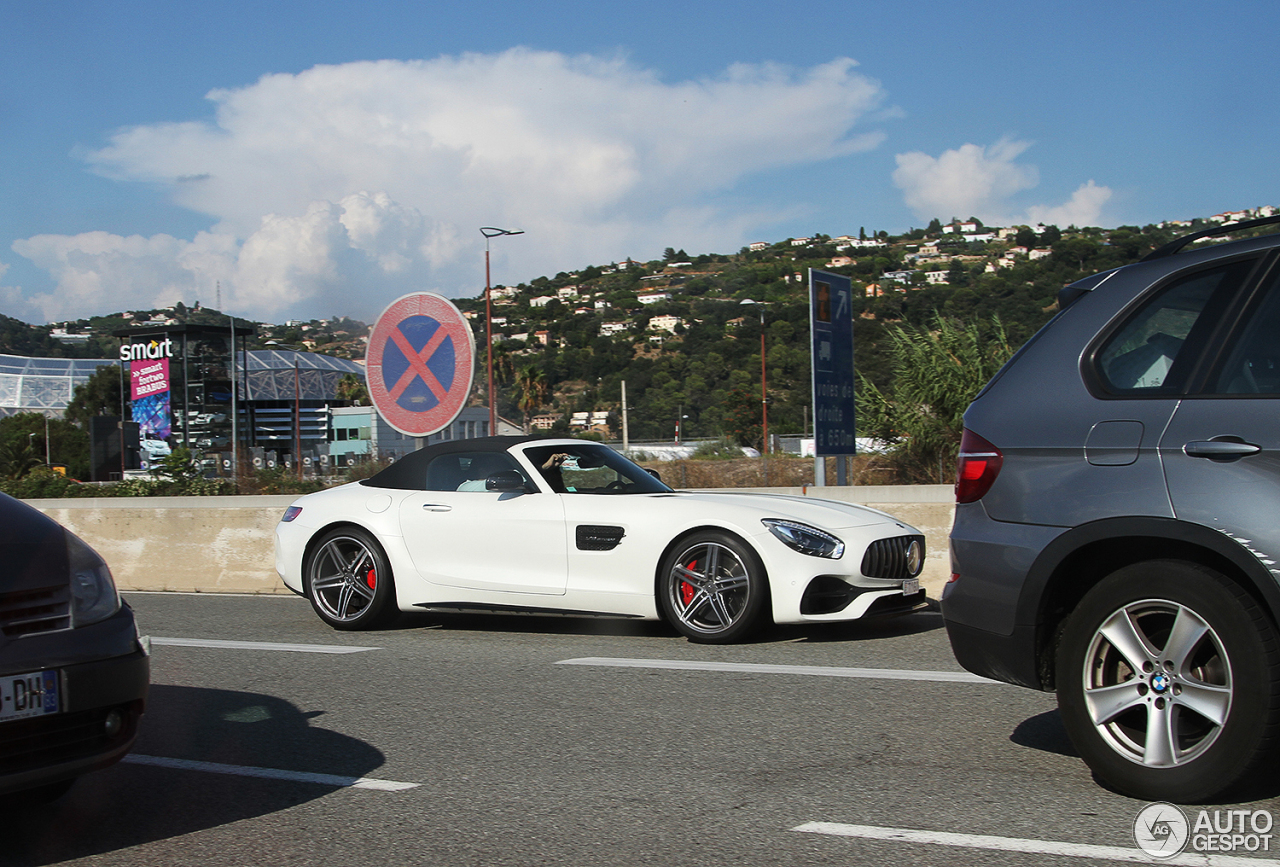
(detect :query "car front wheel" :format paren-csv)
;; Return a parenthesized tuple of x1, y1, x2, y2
(658, 531, 769, 644)
(304, 527, 397, 630)
(1056, 560, 1280, 802)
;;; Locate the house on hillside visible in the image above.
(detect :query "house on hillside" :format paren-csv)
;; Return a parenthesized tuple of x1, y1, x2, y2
(649, 314, 682, 333)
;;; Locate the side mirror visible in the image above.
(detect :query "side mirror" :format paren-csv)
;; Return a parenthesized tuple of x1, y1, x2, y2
(645, 468, 662, 481)
(486, 470, 529, 492)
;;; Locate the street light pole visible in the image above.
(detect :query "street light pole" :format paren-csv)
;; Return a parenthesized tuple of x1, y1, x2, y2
(294, 357, 302, 481)
(740, 299, 768, 454)
(481, 227, 524, 436)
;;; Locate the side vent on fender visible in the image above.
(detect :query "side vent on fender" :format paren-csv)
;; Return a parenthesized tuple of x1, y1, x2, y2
(576, 525, 626, 551)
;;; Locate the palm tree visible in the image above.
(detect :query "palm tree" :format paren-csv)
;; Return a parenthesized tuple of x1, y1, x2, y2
(513, 365, 548, 434)
(0, 439, 42, 480)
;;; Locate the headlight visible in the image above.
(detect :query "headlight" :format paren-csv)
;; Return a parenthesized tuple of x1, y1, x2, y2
(67, 531, 120, 627)
(761, 519, 844, 559)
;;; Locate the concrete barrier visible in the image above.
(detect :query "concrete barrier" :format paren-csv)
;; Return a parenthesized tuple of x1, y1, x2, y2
(33, 495, 300, 595)
(30, 485, 956, 599)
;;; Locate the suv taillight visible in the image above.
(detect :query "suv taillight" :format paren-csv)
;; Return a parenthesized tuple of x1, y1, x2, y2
(956, 428, 1003, 504)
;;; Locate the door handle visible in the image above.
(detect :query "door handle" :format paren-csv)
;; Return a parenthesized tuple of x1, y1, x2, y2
(1183, 440, 1262, 460)
(421, 503, 452, 512)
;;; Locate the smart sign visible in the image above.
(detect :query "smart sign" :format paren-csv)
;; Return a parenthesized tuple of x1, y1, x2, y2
(366, 292, 476, 438)
(809, 269, 856, 455)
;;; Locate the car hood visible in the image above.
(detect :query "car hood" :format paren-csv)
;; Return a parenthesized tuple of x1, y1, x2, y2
(0, 493, 70, 591)
(655, 491, 914, 532)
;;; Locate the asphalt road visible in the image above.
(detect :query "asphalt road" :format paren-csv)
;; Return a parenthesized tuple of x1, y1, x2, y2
(9, 592, 1280, 866)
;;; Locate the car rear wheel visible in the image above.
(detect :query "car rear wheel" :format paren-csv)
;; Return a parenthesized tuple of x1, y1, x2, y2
(658, 531, 769, 644)
(305, 527, 397, 630)
(1056, 560, 1280, 802)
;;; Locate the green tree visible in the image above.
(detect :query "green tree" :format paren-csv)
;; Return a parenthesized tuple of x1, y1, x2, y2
(152, 446, 204, 484)
(66, 365, 124, 429)
(859, 316, 1014, 483)
(722, 385, 763, 450)
(336, 373, 369, 404)
(0, 412, 90, 480)
(513, 365, 548, 433)
(0, 438, 42, 480)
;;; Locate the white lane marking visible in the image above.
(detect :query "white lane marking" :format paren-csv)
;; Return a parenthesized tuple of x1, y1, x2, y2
(123, 755, 418, 791)
(151, 637, 378, 654)
(557, 657, 998, 684)
(793, 823, 1280, 866)
(125, 591, 303, 598)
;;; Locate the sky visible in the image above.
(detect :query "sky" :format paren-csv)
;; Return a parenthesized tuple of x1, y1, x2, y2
(2, 1, 1277, 326)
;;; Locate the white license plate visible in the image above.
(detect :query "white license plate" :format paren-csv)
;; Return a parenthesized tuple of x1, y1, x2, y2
(0, 670, 60, 722)
(901, 578, 920, 596)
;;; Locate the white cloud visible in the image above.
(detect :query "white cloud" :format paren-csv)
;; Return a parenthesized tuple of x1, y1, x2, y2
(1025, 180, 1113, 228)
(893, 138, 1111, 228)
(14, 230, 238, 322)
(12, 50, 890, 323)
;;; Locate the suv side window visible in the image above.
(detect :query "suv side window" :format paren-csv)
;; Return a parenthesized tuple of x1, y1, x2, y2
(1095, 260, 1254, 394)
(1213, 269, 1280, 394)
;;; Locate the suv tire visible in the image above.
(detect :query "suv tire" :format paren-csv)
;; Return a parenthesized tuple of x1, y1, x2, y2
(1056, 560, 1280, 802)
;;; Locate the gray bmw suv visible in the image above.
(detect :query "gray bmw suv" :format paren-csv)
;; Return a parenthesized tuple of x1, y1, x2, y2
(942, 216, 1280, 802)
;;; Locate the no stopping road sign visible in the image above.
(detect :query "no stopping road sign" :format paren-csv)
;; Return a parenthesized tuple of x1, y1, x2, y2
(366, 293, 475, 437)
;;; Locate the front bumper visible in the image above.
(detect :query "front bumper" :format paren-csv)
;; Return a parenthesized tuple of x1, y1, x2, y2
(800, 577, 928, 618)
(0, 613, 150, 796)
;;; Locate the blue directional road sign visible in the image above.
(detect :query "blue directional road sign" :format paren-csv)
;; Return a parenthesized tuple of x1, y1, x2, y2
(809, 269, 856, 455)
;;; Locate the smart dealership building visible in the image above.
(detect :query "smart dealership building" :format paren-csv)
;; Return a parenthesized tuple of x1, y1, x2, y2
(109, 323, 502, 479)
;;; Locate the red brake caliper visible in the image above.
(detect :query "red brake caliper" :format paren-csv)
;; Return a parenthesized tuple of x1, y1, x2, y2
(679, 559, 697, 607)
(366, 569, 377, 590)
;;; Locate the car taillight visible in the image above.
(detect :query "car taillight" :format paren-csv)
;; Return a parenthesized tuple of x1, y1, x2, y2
(955, 428, 1003, 504)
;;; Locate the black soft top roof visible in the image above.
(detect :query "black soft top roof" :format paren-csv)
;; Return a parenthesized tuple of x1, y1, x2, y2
(361, 435, 546, 490)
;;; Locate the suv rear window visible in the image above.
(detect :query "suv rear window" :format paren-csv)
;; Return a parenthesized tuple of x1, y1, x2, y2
(1094, 260, 1254, 394)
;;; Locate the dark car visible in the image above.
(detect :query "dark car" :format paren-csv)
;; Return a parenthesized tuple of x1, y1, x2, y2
(942, 215, 1280, 802)
(0, 493, 149, 802)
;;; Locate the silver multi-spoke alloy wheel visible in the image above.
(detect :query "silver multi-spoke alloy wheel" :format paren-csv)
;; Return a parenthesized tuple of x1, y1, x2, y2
(659, 531, 767, 643)
(305, 528, 395, 629)
(1057, 560, 1280, 802)
(1082, 599, 1230, 768)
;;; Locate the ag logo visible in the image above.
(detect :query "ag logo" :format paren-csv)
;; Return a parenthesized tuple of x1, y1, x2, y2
(1133, 802, 1188, 858)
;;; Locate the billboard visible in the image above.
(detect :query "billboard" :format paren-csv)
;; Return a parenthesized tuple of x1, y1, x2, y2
(130, 354, 172, 441)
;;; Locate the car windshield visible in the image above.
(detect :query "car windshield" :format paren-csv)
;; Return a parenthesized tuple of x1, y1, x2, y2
(523, 444, 672, 494)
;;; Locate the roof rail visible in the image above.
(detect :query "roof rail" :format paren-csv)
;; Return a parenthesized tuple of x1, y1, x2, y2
(1142, 213, 1280, 262)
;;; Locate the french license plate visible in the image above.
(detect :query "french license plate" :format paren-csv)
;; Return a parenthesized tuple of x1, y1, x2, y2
(0, 670, 59, 722)
(901, 578, 920, 596)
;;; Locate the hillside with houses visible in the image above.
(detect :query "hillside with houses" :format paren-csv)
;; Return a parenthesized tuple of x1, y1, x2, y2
(14, 206, 1277, 447)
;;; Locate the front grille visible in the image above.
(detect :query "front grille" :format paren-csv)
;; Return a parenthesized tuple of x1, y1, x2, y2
(860, 535, 925, 582)
(0, 703, 140, 775)
(0, 585, 71, 637)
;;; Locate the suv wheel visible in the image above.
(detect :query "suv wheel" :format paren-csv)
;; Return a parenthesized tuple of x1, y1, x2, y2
(1056, 560, 1280, 802)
